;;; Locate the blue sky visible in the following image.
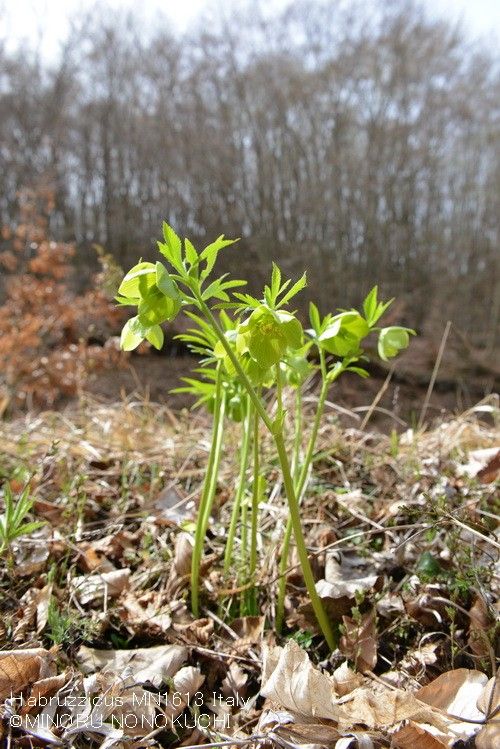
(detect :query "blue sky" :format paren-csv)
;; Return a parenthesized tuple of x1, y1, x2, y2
(1, 0, 499, 58)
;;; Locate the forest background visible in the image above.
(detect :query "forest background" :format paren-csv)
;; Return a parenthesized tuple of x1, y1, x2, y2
(0, 0, 498, 413)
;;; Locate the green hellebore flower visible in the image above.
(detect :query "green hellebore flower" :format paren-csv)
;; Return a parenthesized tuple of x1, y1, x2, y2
(118, 260, 181, 352)
(120, 316, 165, 351)
(240, 306, 303, 370)
(378, 326, 414, 361)
(318, 311, 369, 357)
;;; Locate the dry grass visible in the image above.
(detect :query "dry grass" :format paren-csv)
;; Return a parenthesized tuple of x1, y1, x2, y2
(0, 393, 498, 747)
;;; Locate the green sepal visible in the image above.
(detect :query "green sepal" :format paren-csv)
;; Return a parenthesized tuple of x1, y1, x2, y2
(120, 316, 148, 351)
(118, 262, 156, 299)
(138, 288, 181, 326)
(145, 325, 164, 350)
(156, 261, 181, 300)
(378, 326, 415, 361)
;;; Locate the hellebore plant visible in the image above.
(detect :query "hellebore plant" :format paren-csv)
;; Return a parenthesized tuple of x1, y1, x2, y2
(117, 224, 414, 650)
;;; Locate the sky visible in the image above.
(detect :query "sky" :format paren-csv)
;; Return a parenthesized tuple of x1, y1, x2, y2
(1, 0, 499, 59)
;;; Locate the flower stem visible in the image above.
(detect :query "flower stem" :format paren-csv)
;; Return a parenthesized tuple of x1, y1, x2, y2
(224, 395, 252, 575)
(249, 400, 260, 578)
(196, 295, 336, 649)
(191, 363, 226, 617)
(276, 353, 341, 634)
(273, 430, 337, 650)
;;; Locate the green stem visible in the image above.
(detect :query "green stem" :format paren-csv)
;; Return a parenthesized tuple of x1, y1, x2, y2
(291, 387, 303, 483)
(240, 491, 248, 579)
(196, 298, 272, 431)
(274, 431, 337, 650)
(196, 294, 336, 648)
(191, 363, 226, 617)
(276, 353, 340, 634)
(275, 363, 284, 420)
(249, 400, 260, 579)
(241, 392, 261, 615)
(223, 395, 252, 575)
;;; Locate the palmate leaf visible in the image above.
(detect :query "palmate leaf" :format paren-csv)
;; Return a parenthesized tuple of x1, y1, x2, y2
(363, 285, 394, 327)
(201, 274, 246, 302)
(232, 292, 262, 311)
(199, 235, 239, 279)
(309, 301, 321, 334)
(159, 222, 183, 273)
(277, 272, 307, 307)
(363, 286, 378, 324)
(184, 238, 198, 267)
(271, 262, 282, 298)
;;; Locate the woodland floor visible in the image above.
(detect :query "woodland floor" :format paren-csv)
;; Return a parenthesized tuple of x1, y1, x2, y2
(0, 391, 498, 748)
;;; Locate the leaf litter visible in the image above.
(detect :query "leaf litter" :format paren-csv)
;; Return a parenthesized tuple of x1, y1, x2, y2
(0, 394, 498, 747)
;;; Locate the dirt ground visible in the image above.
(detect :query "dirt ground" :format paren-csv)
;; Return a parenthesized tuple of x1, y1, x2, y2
(84, 336, 499, 432)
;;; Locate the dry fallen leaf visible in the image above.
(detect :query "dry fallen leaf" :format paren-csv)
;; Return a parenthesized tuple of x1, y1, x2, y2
(173, 531, 193, 576)
(0, 648, 57, 700)
(458, 447, 500, 480)
(36, 583, 53, 634)
(120, 591, 172, 634)
(259, 703, 342, 747)
(340, 610, 377, 673)
(468, 595, 494, 658)
(475, 674, 500, 749)
(172, 616, 214, 645)
(77, 643, 187, 686)
(261, 641, 342, 722)
(323, 553, 380, 599)
(77, 543, 116, 573)
(332, 662, 364, 697)
(392, 720, 449, 748)
(260, 641, 486, 738)
(21, 672, 68, 715)
(475, 723, 500, 749)
(476, 449, 500, 483)
(337, 686, 430, 732)
(231, 615, 265, 648)
(164, 666, 205, 720)
(416, 668, 488, 715)
(222, 661, 248, 703)
(415, 668, 488, 741)
(70, 568, 130, 604)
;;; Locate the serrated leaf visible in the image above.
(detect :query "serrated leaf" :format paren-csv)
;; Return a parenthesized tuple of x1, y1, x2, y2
(160, 222, 183, 271)
(200, 234, 239, 278)
(233, 292, 261, 307)
(363, 286, 378, 324)
(278, 272, 307, 307)
(184, 237, 198, 267)
(271, 263, 282, 298)
(309, 302, 321, 333)
(371, 298, 394, 326)
(115, 294, 139, 307)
